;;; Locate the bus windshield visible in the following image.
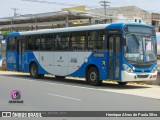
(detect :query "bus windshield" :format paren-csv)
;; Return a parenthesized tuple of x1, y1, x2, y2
(124, 34, 157, 62)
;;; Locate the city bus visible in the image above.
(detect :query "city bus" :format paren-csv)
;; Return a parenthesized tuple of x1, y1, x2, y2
(6, 23, 157, 86)
(0, 34, 5, 67)
(157, 32, 160, 57)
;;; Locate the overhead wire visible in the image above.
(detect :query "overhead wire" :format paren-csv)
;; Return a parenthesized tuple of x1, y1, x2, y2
(21, 0, 101, 8)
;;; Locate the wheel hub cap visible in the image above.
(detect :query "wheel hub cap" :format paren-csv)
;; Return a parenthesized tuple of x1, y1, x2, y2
(90, 72, 97, 81)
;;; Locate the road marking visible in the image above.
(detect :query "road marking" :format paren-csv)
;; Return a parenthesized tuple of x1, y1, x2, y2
(48, 93, 81, 101)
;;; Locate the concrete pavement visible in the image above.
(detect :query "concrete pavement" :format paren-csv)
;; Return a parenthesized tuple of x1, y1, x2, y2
(1, 71, 160, 99)
(0, 71, 160, 112)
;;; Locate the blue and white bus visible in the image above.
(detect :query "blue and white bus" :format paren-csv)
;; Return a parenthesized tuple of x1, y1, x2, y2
(0, 34, 5, 67)
(6, 23, 157, 85)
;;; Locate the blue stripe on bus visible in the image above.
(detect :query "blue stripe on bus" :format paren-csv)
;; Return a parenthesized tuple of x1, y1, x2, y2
(106, 23, 154, 30)
(6, 51, 49, 74)
(69, 52, 109, 80)
(0, 55, 2, 60)
(7, 32, 20, 37)
(6, 51, 18, 70)
(23, 51, 49, 74)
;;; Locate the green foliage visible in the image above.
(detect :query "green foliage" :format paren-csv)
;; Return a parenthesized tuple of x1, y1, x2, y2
(1, 31, 10, 35)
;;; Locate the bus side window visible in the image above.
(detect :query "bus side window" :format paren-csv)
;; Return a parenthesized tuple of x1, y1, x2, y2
(13, 37, 17, 50)
(87, 30, 105, 51)
(88, 31, 96, 51)
(45, 39, 52, 51)
(43, 34, 53, 51)
(7, 37, 12, 51)
(54, 35, 62, 50)
(41, 38, 46, 51)
(35, 36, 40, 51)
(96, 30, 105, 50)
(70, 32, 86, 51)
(8, 37, 17, 51)
(69, 36, 73, 50)
(61, 33, 69, 51)
(28, 35, 40, 51)
(21, 37, 26, 53)
(28, 36, 33, 50)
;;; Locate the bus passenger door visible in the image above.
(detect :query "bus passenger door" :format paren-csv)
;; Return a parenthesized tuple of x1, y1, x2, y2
(18, 37, 26, 71)
(108, 35, 121, 80)
(17, 38, 22, 71)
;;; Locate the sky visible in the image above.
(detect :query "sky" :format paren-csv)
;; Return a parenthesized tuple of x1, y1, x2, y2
(0, 0, 160, 18)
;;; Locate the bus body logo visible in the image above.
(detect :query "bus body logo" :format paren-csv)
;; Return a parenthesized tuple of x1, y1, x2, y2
(57, 56, 64, 62)
(11, 90, 21, 100)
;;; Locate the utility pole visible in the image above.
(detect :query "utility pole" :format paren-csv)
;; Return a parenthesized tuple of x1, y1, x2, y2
(11, 8, 18, 32)
(11, 8, 18, 17)
(99, 0, 110, 15)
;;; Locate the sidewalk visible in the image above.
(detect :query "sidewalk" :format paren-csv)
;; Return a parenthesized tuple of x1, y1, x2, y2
(100, 83, 160, 99)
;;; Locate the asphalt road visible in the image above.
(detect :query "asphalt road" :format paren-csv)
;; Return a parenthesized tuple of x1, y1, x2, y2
(0, 72, 160, 120)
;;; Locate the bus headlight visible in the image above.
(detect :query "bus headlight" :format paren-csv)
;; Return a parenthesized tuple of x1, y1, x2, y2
(152, 66, 157, 73)
(123, 64, 133, 73)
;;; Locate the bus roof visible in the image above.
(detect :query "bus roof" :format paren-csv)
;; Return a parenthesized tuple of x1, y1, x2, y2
(8, 23, 153, 37)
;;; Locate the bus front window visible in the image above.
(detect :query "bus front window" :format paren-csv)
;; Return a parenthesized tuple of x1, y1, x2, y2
(124, 34, 156, 62)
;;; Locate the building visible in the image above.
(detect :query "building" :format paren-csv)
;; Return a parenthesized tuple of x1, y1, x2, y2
(0, 7, 111, 32)
(87, 6, 160, 32)
(152, 13, 160, 32)
(0, 6, 160, 32)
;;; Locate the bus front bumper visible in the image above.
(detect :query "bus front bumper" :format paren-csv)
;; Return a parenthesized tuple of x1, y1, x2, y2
(121, 71, 157, 82)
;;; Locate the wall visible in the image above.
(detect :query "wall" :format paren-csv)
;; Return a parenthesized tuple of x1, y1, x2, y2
(87, 6, 152, 25)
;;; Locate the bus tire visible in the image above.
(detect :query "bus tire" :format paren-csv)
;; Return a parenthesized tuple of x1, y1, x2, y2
(118, 82, 127, 85)
(30, 63, 39, 79)
(55, 76, 65, 79)
(86, 67, 102, 86)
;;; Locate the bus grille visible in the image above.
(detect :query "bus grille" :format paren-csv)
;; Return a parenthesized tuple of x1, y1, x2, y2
(135, 70, 150, 72)
(133, 64, 153, 68)
(137, 75, 149, 78)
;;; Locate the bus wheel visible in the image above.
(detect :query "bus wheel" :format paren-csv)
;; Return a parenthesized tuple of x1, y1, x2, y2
(30, 63, 39, 79)
(55, 76, 65, 79)
(86, 67, 102, 86)
(118, 82, 127, 85)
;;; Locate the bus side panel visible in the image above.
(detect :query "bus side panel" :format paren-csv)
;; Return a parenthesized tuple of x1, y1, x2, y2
(23, 51, 49, 74)
(35, 51, 90, 76)
(68, 52, 91, 77)
(92, 52, 108, 80)
(39, 52, 54, 75)
(22, 51, 31, 72)
(88, 52, 108, 80)
(6, 51, 18, 71)
(0, 55, 3, 67)
(22, 51, 108, 80)
(68, 52, 108, 80)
